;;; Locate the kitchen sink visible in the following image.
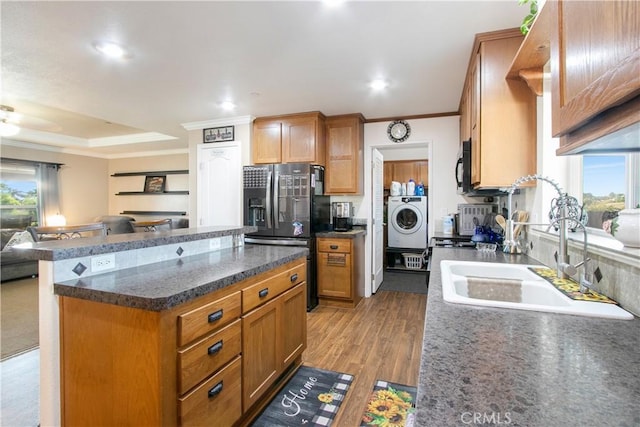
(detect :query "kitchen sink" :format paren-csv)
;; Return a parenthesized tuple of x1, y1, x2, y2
(441, 260, 634, 320)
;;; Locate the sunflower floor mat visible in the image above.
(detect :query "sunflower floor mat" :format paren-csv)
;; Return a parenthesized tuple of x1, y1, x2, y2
(528, 267, 618, 304)
(360, 380, 416, 427)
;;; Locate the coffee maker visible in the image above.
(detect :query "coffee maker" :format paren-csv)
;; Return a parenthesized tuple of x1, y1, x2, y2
(332, 202, 353, 231)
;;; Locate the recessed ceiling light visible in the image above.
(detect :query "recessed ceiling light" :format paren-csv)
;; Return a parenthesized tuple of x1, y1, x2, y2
(220, 101, 236, 111)
(370, 79, 388, 91)
(94, 41, 128, 59)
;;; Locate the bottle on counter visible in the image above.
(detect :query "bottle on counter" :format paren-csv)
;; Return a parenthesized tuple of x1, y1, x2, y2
(415, 181, 425, 196)
(443, 215, 454, 235)
(401, 182, 407, 195)
(407, 179, 415, 196)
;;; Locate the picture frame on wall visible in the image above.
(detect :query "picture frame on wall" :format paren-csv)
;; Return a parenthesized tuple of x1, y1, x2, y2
(203, 126, 234, 143)
(144, 175, 166, 193)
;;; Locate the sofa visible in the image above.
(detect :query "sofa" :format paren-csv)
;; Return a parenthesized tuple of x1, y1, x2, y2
(1, 215, 38, 282)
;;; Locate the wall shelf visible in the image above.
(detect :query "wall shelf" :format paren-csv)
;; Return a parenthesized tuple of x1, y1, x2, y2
(112, 170, 189, 216)
(116, 191, 189, 195)
(120, 210, 187, 216)
(111, 170, 189, 177)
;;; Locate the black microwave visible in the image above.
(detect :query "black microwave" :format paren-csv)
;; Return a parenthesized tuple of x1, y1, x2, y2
(455, 139, 472, 194)
(455, 139, 506, 197)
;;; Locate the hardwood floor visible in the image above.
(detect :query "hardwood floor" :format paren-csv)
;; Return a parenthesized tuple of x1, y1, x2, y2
(0, 289, 426, 427)
(303, 290, 427, 426)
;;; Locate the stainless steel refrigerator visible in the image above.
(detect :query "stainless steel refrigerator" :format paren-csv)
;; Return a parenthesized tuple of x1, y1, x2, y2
(243, 163, 330, 311)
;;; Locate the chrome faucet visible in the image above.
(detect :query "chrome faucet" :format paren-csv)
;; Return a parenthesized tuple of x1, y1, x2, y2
(504, 174, 591, 288)
(550, 217, 593, 293)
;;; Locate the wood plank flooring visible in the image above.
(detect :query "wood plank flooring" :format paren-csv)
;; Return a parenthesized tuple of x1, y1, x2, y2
(303, 290, 427, 426)
(0, 288, 426, 427)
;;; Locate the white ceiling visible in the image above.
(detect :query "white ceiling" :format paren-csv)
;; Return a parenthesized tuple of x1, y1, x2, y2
(1, 1, 526, 158)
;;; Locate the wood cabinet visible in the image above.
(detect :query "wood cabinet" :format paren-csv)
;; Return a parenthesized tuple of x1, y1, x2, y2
(59, 258, 307, 426)
(383, 160, 429, 189)
(252, 112, 326, 165)
(551, 0, 640, 154)
(325, 114, 365, 194)
(241, 262, 307, 410)
(317, 235, 364, 308)
(459, 29, 537, 189)
(508, 0, 640, 155)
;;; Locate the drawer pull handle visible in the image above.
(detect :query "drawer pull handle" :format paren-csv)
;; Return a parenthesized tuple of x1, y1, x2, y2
(258, 288, 269, 298)
(208, 309, 223, 323)
(290, 273, 298, 282)
(330, 244, 339, 250)
(208, 381, 223, 398)
(207, 340, 223, 355)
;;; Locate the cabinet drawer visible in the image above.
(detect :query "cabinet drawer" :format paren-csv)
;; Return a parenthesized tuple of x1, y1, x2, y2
(242, 262, 306, 313)
(178, 356, 242, 427)
(178, 292, 241, 347)
(318, 239, 351, 253)
(178, 319, 242, 395)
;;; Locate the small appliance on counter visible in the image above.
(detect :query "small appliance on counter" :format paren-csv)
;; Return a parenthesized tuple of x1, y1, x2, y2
(332, 201, 353, 231)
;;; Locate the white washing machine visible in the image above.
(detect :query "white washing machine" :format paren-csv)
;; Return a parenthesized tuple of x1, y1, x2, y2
(388, 196, 428, 249)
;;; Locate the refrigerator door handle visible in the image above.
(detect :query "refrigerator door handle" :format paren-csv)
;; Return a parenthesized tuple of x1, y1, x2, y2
(274, 172, 280, 229)
(266, 170, 272, 229)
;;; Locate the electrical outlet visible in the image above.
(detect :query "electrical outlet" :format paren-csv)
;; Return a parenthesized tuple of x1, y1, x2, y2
(91, 254, 116, 272)
(209, 238, 221, 251)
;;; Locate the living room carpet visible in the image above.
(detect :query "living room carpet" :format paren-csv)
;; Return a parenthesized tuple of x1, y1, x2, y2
(251, 365, 354, 426)
(360, 380, 417, 427)
(377, 271, 428, 295)
(1, 277, 39, 360)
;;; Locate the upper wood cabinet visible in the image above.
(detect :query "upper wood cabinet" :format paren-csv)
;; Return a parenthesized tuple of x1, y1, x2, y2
(508, 0, 640, 155)
(383, 160, 428, 189)
(252, 112, 326, 165)
(551, 0, 640, 154)
(459, 29, 537, 189)
(325, 114, 364, 194)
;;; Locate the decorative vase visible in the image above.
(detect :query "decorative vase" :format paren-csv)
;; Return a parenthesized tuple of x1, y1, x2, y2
(613, 209, 640, 248)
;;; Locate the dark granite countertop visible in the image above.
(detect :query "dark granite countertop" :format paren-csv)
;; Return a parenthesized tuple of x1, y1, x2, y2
(15, 225, 257, 261)
(54, 244, 307, 311)
(416, 247, 640, 426)
(316, 228, 366, 239)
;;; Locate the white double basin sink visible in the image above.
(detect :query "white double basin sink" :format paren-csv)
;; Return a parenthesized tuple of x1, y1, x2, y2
(441, 260, 634, 320)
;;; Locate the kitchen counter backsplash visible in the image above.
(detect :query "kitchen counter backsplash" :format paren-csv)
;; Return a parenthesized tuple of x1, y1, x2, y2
(527, 230, 640, 316)
(19, 226, 255, 283)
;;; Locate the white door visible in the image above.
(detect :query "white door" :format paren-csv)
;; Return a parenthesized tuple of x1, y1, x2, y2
(372, 149, 384, 293)
(197, 143, 242, 226)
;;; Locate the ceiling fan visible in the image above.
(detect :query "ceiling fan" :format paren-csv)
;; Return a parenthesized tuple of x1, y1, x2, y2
(0, 105, 21, 137)
(0, 104, 63, 137)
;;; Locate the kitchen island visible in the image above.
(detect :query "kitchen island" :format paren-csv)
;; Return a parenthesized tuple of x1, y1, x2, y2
(416, 248, 640, 426)
(19, 226, 309, 426)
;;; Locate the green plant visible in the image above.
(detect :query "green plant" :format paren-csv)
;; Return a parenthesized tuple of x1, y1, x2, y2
(610, 217, 619, 236)
(519, 0, 539, 35)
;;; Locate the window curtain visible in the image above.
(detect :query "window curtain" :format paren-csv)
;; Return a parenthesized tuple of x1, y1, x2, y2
(36, 163, 61, 226)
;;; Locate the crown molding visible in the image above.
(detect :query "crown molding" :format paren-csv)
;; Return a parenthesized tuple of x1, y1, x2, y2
(181, 115, 254, 131)
(88, 132, 177, 147)
(1, 137, 189, 160)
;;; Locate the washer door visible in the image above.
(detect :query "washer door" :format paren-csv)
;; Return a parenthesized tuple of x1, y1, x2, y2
(391, 204, 423, 234)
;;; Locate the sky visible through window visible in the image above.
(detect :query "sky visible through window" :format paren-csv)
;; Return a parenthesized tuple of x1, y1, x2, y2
(583, 156, 625, 196)
(3, 180, 36, 193)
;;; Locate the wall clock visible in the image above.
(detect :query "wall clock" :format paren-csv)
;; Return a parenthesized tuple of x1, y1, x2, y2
(387, 120, 411, 143)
